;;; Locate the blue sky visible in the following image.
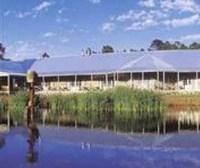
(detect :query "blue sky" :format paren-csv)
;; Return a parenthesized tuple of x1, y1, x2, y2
(0, 0, 200, 60)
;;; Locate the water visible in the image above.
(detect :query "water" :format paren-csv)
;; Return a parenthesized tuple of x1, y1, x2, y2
(1, 126, 200, 168)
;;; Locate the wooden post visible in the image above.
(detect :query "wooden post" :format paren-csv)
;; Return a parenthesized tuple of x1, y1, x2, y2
(26, 71, 36, 126)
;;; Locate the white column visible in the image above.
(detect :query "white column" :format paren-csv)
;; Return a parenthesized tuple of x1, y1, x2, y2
(105, 73, 108, 89)
(42, 76, 45, 87)
(90, 74, 93, 89)
(157, 71, 159, 90)
(91, 74, 93, 82)
(116, 72, 119, 86)
(142, 72, 144, 89)
(163, 71, 165, 90)
(7, 75, 10, 94)
(75, 74, 77, 87)
(113, 73, 116, 87)
(130, 72, 133, 87)
(196, 71, 199, 90)
(57, 76, 60, 90)
(177, 72, 180, 91)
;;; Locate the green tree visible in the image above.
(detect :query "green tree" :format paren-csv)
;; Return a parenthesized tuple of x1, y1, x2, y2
(42, 52, 50, 58)
(150, 39, 164, 50)
(180, 43, 188, 49)
(130, 48, 136, 52)
(86, 47, 92, 55)
(102, 45, 114, 53)
(189, 42, 200, 49)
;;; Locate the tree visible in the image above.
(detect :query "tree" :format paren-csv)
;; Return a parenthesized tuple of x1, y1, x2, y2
(180, 43, 188, 50)
(42, 52, 50, 58)
(150, 39, 164, 50)
(189, 42, 200, 49)
(174, 41, 181, 49)
(85, 47, 92, 56)
(130, 48, 137, 52)
(163, 41, 171, 50)
(0, 43, 5, 60)
(102, 45, 114, 53)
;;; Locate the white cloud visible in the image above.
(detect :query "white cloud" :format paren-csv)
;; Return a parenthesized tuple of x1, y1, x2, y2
(101, 22, 115, 32)
(116, 10, 147, 22)
(11, 42, 38, 60)
(60, 37, 69, 43)
(112, 0, 199, 31)
(4, 1, 55, 19)
(16, 12, 32, 18)
(79, 29, 90, 33)
(180, 34, 200, 41)
(163, 14, 200, 27)
(58, 8, 67, 14)
(34, 1, 54, 11)
(160, 0, 200, 13)
(116, 9, 168, 22)
(16, 41, 24, 44)
(44, 32, 56, 37)
(4, 10, 11, 16)
(138, 0, 156, 7)
(55, 17, 69, 23)
(89, 0, 101, 4)
(126, 19, 158, 30)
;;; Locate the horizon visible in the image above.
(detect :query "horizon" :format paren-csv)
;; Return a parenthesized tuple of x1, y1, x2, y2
(0, 0, 200, 60)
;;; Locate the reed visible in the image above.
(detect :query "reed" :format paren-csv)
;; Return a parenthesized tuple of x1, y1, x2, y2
(7, 91, 28, 125)
(45, 87, 165, 132)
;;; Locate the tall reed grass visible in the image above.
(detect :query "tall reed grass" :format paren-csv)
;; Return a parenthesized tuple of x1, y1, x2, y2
(45, 87, 166, 132)
(7, 91, 28, 125)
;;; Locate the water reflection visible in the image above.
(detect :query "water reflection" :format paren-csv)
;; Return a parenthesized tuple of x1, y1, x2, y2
(0, 137, 5, 149)
(26, 122, 40, 163)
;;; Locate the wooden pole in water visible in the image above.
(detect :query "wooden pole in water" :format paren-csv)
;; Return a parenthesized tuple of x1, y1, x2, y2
(26, 71, 36, 126)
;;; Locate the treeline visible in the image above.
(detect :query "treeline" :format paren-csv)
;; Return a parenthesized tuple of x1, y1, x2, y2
(149, 39, 200, 51)
(83, 39, 200, 55)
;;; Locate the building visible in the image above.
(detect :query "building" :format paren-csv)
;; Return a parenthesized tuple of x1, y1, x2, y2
(0, 59, 35, 94)
(1, 50, 200, 94)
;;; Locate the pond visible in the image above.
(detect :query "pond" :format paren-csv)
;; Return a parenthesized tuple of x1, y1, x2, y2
(1, 126, 200, 168)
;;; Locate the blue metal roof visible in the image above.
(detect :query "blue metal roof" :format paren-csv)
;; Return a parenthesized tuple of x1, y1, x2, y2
(157, 50, 200, 71)
(30, 50, 200, 76)
(1, 50, 200, 76)
(0, 59, 36, 75)
(119, 54, 175, 72)
(29, 52, 143, 75)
